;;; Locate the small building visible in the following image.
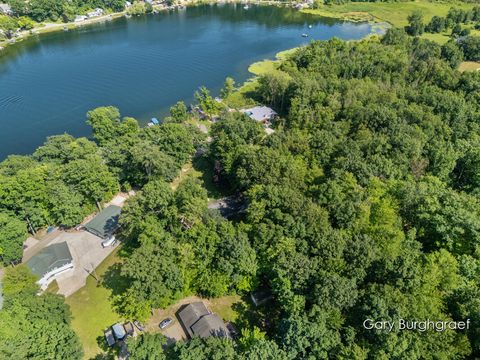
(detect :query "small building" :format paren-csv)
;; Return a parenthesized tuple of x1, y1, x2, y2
(124, 322, 135, 337)
(74, 15, 87, 22)
(26, 242, 74, 288)
(112, 323, 127, 341)
(178, 302, 230, 339)
(104, 328, 116, 347)
(243, 106, 277, 124)
(0, 3, 12, 15)
(84, 205, 121, 239)
(87, 8, 104, 18)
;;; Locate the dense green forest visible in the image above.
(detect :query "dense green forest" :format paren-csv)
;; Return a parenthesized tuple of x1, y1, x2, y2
(117, 30, 480, 358)
(0, 266, 83, 359)
(1, 11, 480, 360)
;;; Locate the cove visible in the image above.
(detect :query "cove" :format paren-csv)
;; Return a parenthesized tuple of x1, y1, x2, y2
(0, 4, 374, 159)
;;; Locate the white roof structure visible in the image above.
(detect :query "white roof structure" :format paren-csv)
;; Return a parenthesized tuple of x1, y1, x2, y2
(0, 3, 12, 15)
(243, 106, 277, 122)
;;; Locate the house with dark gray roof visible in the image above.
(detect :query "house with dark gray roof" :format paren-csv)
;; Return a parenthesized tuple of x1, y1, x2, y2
(26, 242, 73, 288)
(178, 302, 230, 339)
(84, 205, 121, 239)
(191, 313, 230, 338)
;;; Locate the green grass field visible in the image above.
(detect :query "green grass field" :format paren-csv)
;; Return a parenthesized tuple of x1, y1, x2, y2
(66, 249, 125, 359)
(303, 1, 475, 27)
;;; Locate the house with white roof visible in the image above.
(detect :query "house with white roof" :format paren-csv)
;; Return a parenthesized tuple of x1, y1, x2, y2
(243, 106, 277, 125)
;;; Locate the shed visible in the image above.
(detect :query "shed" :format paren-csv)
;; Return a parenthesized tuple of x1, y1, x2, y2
(124, 322, 134, 337)
(177, 302, 210, 338)
(104, 328, 116, 347)
(191, 313, 230, 338)
(112, 323, 126, 340)
(26, 242, 73, 287)
(84, 205, 121, 239)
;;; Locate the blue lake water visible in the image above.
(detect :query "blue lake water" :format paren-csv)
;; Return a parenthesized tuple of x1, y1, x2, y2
(0, 4, 374, 159)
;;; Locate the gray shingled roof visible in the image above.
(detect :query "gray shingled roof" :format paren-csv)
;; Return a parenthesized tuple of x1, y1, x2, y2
(26, 242, 73, 278)
(244, 106, 277, 122)
(84, 205, 121, 239)
(177, 302, 210, 338)
(191, 313, 229, 338)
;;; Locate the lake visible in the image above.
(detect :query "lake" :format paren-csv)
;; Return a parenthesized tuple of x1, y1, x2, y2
(0, 4, 374, 159)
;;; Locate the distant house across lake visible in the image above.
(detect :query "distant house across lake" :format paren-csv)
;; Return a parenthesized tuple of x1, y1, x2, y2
(87, 8, 104, 18)
(0, 3, 12, 15)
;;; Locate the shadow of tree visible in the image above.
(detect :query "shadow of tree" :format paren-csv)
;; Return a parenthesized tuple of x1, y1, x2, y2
(94, 335, 115, 360)
(192, 154, 232, 200)
(231, 294, 280, 334)
(101, 262, 131, 296)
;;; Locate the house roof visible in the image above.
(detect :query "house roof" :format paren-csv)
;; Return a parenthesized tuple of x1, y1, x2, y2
(0, 3, 11, 13)
(104, 328, 116, 347)
(191, 313, 230, 338)
(112, 323, 126, 340)
(26, 242, 73, 278)
(244, 106, 277, 122)
(178, 302, 210, 338)
(84, 205, 121, 239)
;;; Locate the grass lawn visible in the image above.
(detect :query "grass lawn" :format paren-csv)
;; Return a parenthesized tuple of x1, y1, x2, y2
(459, 61, 480, 72)
(225, 48, 296, 109)
(66, 248, 126, 359)
(302, 1, 475, 27)
(420, 32, 452, 44)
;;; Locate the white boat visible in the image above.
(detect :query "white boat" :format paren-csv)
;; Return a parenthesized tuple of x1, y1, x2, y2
(302, 33, 308, 37)
(308, 25, 312, 29)
(243, 5, 249, 10)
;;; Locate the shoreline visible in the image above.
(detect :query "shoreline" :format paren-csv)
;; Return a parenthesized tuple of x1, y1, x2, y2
(0, 0, 299, 52)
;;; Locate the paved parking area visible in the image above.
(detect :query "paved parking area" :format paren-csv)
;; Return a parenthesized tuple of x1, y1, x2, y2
(23, 230, 118, 297)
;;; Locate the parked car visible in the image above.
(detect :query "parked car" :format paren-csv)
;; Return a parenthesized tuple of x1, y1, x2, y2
(159, 318, 173, 329)
(101, 235, 116, 248)
(134, 320, 145, 331)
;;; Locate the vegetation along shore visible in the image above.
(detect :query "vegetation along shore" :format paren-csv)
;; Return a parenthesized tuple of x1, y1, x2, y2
(0, 0, 480, 359)
(1, 0, 478, 51)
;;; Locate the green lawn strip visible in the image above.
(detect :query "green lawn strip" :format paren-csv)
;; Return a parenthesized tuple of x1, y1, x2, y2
(420, 32, 452, 45)
(209, 295, 245, 323)
(66, 248, 124, 359)
(459, 61, 480, 72)
(303, 1, 474, 27)
(226, 47, 295, 109)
